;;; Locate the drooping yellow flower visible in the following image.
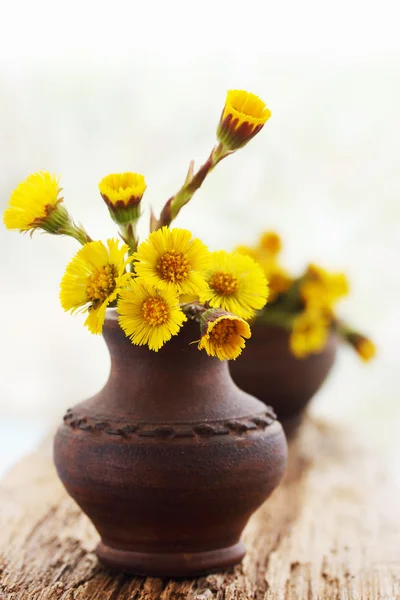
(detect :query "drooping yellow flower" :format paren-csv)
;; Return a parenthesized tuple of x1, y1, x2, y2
(60, 239, 131, 334)
(345, 332, 376, 362)
(117, 279, 187, 351)
(355, 337, 376, 362)
(217, 90, 271, 151)
(289, 310, 329, 359)
(198, 308, 251, 361)
(200, 251, 268, 319)
(134, 227, 210, 296)
(4, 171, 66, 233)
(99, 172, 146, 225)
(301, 264, 349, 311)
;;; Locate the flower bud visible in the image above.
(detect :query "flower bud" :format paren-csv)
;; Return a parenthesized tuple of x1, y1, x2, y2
(99, 172, 146, 225)
(217, 90, 271, 151)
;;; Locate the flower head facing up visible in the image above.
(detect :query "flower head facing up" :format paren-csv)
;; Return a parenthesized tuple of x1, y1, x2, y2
(198, 308, 251, 361)
(117, 279, 187, 351)
(217, 90, 271, 151)
(60, 238, 131, 334)
(99, 172, 147, 225)
(289, 310, 329, 359)
(200, 250, 268, 320)
(3, 171, 67, 234)
(134, 227, 210, 296)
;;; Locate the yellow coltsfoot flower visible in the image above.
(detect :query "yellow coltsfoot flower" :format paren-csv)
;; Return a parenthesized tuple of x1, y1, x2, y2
(198, 308, 251, 361)
(134, 227, 210, 296)
(301, 264, 349, 311)
(60, 239, 131, 334)
(117, 279, 187, 351)
(343, 330, 376, 362)
(289, 310, 329, 359)
(4, 171, 91, 244)
(267, 266, 293, 302)
(353, 336, 376, 362)
(99, 172, 146, 225)
(4, 171, 66, 233)
(200, 251, 268, 320)
(259, 231, 282, 255)
(235, 233, 290, 302)
(217, 90, 271, 151)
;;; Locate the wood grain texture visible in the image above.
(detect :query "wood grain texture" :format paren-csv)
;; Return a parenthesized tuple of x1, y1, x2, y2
(1, 417, 399, 599)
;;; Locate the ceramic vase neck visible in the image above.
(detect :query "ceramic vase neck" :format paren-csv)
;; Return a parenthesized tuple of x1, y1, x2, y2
(83, 310, 264, 424)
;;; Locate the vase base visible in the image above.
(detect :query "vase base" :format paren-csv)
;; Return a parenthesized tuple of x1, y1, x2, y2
(96, 540, 246, 577)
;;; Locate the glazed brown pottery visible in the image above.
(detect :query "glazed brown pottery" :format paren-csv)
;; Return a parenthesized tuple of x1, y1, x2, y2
(54, 310, 287, 577)
(229, 322, 338, 434)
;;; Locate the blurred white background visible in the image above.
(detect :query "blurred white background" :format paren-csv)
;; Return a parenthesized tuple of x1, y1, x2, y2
(0, 0, 399, 476)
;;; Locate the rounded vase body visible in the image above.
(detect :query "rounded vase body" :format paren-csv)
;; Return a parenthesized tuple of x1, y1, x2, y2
(54, 310, 287, 577)
(229, 322, 338, 434)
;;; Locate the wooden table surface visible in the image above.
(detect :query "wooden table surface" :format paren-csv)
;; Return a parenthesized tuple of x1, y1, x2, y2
(1, 417, 399, 600)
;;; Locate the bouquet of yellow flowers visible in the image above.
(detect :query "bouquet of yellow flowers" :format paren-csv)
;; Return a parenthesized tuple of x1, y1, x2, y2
(236, 231, 376, 362)
(3, 90, 272, 361)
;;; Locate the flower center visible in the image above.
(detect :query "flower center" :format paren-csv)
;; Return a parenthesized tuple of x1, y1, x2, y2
(210, 320, 237, 344)
(209, 271, 238, 296)
(142, 297, 170, 326)
(157, 251, 189, 283)
(86, 264, 117, 305)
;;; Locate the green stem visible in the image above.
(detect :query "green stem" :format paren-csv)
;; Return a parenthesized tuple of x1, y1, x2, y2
(332, 318, 358, 343)
(62, 222, 93, 245)
(276, 276, 306, 313)
(119, 223, 138, 271)
(153, 143, 232, 230)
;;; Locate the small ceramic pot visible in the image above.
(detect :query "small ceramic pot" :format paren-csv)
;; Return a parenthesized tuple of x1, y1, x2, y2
(54, 310, 287, 577)
(229, 322, 338, 434)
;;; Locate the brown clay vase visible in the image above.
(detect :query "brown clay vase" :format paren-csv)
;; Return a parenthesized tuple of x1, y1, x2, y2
(229, 322, 338, 435)
(54, 310, 287, 577)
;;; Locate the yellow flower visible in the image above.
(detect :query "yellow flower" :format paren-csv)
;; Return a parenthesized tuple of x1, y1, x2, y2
(267, 266, 293, 302)
(200, 250, 268, 319)
(117, 279, 187, 351)
(217, 90, 271, 151)
(134, 227, 210, 296)
(99, 172, 146, 225)
(289, 310, 329, 359)
(259, 231, 282, 255)
(355, 337, 376, 362)
(301, 264, 349, 311)
(345, 332, 376, 362)
(235, 233, 290, 302)
(60, 239, 131, 334)
(4, 171, 66, 233)
(198, 308, 251, 361)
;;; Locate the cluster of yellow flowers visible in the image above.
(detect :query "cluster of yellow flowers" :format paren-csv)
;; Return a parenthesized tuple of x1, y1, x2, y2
(3, 90, 271, 361)
(237, 232, 376, 362)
